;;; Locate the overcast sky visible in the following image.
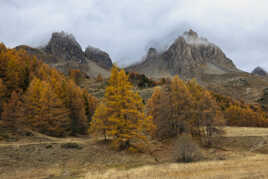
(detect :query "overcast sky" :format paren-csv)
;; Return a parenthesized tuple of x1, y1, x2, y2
(1, 0, 268, 72)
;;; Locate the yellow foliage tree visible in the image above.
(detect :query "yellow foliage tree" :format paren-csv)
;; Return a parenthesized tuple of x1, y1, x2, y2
(0, 79, 7, 121)
(0, 49, 34, 92)
(225, 105, 267, 127)
(23, 78, 71, 136)
(82, 89, 98, 124)
(187, 79, 224, 146)
(148, 77, 224, 144)
(147, 87, 171, 139)
(147, 76, 192, 139)
(0, 79, 5, 98)
(0, 44, 98, 136)
(90, 66, 155, 150)
(168, 76, 193, 134)
(1, 91, 24, 128)
(60, 80, 88, 135)
(69, 69, 83, 85)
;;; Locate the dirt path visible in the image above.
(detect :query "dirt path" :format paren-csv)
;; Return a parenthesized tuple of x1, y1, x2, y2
(0, 139, 87, 147)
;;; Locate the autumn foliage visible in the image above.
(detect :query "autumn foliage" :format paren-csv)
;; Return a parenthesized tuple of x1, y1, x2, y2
(1, 91, 23, 128)
(127, 72, 156, 88)
(69, 69, 84, 85)
(147, 76, 224, 145)
(90, 66, 155, 150)
(0, 79, 6, 120)
(212, 93, 268, 127)
(1, 41, 268, 147)
(0, 43, 97, 136)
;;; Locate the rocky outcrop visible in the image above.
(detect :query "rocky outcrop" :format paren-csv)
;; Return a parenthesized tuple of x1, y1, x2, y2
(252, 67, 267, 76)
(85, 46, 112, 69)
(127, 29, 239, 78)
(15, 45, 62, 64)
(15, 32, 111, 78)
(44, 31, 86, 63)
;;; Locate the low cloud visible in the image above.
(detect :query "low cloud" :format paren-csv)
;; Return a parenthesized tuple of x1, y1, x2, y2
(0, 0, 268, 71)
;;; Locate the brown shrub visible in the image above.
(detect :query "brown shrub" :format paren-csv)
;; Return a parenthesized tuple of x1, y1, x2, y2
(174, 135, 203, 163)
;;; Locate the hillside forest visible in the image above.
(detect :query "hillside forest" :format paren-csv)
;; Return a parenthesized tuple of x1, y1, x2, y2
(0, 43, 268, 151)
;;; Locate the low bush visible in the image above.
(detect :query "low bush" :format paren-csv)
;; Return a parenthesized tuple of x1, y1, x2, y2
(175, 135, 203, 163)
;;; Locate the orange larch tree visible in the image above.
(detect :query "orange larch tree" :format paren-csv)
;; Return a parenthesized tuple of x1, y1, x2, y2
(69, 69, 83, 85)
(60, 80, 88, 136)
(187, 79, 224, 146)
(23, 78, 71, 136)
(82, 89, 98, 124)
(1, 91, 24, 128)
(147, 76, 193, 139)
(90, 66, 155, 150)
(147, 87, 171, 139)
(0, 79, 7, 121)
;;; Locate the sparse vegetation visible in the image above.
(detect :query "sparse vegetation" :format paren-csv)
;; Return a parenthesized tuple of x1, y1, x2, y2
(174, 135, 203, 163)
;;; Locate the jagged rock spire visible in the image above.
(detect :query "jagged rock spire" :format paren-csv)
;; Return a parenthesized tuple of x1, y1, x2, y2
(45, 31, 85, 63)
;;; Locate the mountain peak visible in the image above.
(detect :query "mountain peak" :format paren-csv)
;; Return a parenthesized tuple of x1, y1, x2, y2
(44, 31, 85, 63)
(182, 29, 209, 46)
(252, 66, 267, 76)
(127, 29, 238, 78)
(146, 48, 158, 58)
(183, 29, 199, 39)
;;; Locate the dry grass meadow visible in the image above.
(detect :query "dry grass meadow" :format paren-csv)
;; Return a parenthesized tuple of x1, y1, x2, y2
(1, 127, 268, 179)
(86, 154, 268, 179)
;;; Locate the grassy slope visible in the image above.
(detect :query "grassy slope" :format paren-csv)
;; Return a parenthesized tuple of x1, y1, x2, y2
(86, 155, 268, 179)
(1, 127, 268, 179)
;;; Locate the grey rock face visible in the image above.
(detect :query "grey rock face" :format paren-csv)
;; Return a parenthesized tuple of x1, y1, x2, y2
(16, 32, 111, 77)
(44, 31, 85, 63)
(146, 48, 158, 60)
(127, 29, 238, 78)
(85, 46, 112, 69)
(252, 67, 267, 76)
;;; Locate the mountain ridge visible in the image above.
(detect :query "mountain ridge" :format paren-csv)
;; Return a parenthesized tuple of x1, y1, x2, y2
(127, 29, 239, 79)
(15, 31, 112, 77)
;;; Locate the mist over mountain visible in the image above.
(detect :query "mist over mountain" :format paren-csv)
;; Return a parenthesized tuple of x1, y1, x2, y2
(1, 0, 268, 72)
(127, 29, 238, 78)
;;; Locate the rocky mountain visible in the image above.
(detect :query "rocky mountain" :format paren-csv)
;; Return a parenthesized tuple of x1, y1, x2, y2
(126, 29, 268, 104)
(13, 30, 268, 104)
(44, 32, 86, 63)
(85, 46, 112, 69)
(252, 67, 267, 76)
(127, 29, 238, 79)
(16, 31, 111, 78)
